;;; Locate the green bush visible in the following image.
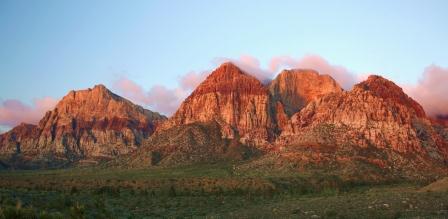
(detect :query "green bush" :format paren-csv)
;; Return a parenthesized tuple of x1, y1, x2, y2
(69, 202, 85, 219)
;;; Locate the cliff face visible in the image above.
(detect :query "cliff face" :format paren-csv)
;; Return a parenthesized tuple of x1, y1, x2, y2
(279, 75, 448, 165)
(1, 62, 447, 176)
(354, 75, 426, 118)
(269, 69, 343, 117)
(164, 62, 275, 146)
(0, 123, 39, 156)
(0, 85, 166, 163)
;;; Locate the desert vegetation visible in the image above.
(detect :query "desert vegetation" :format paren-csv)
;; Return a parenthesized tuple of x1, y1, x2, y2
(1, 164, 448, 218)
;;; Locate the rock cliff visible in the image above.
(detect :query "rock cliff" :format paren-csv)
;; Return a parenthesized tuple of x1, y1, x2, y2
(163, 62, 275, 146)
(269, 69, 343, 117)
(277, 75, 448, 171)
(0, 85, 166, 165)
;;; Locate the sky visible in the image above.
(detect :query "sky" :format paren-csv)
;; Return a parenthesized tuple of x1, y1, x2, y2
(1, 0, 448, 132)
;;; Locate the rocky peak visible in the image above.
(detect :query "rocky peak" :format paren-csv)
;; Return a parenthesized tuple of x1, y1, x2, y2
(49, 84, 164, 122)
(1, 85, 166, 165)
(0, 123, 39, 155)
(279, 74, 448, 167)
(354, 75, 426, 117)
(269, 69, 343, 117)
(0, 123, 38, 141)
(166, 62, 274, 146)
(189, 62, 267, 97)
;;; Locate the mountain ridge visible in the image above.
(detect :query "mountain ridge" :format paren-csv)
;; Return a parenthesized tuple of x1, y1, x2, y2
(0, 84, 166, 168)
(0, 62, 447, 179)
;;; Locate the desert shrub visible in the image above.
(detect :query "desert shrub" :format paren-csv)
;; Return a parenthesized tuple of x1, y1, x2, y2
(38, 211, 65, 219)
(167, 185, 176, 197)
(69, 202, 85, 219)
(70, 186, 78, 195)
(94, 186, 120, 197)
(0, 206, 37, 219)
(90, 197, 112, 219)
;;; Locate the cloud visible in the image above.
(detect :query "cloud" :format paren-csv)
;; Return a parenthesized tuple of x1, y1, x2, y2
(269, 54, 358, 90)
(112, 77, 149, 104)
(146, 85, 184, 115)
(403, 65, 448, 117)
(0, 97, 58, 129)
(112, 77, 184, 116)
(179, 71, 209, 90)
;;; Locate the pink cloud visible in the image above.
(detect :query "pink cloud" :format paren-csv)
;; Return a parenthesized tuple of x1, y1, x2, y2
(113, 77, 184, 116)
(179, 71, 209, 90)
(269, 54, 358, 90)
(145, 85, 182, 115)
(112, 77, 148, 104)
(403, 65, 448, 117)
(0, 97, 58, 129)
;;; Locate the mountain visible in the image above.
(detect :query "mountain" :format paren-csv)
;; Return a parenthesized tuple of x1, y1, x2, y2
(0, 85, 166, 168)
(118, 64, 448, 179)
(269, 69, 343, 131)
(1, 62, 447, 179)
(0, 123, 39, 156)
(258, 75, 448, 179)
(162, 62, 276, 146)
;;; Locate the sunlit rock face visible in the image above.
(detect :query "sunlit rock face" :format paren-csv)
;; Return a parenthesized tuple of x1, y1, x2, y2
(268, 69, 343, 132)
(0, 85, 166, 162)
(0, 123, 39, 156)
(269, 69, 343, 116)
(1, 63, 447, 175)
(278, 75, 448, 165)
(163, 62, 276, 146)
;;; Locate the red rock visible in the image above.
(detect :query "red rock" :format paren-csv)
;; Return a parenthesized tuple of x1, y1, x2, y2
(163, 62, 275, 146)
(354, 75, 426, 118)
(0, 123, 39, 155)
(0, 85, 166, 162)
(269, 69, 343, 116)
(279, 75, 448, 164)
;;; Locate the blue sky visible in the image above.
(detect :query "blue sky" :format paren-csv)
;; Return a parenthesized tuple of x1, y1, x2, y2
(0, 0, 447, 131)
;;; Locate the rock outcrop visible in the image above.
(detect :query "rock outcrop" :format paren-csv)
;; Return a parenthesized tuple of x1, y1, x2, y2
(0, 123, 39, 155)
(269, 69, 343, 117)
(0, 85, 166, 165)
(278, 75, 448, 170)
(163, 62, 275, 146)
(354, 75, 426, 118)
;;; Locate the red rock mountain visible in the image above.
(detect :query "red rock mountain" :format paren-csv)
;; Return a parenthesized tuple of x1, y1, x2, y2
(163, 62, 275, 146)
(354, 75, 426, 118)
(0, 123, 39, 155)
(269, 69, 343, 117)
(268, 69, 343, 131)
(277, 75, 448, 172)
(1, 62, 447, 176)
(0, 85, 166, 165)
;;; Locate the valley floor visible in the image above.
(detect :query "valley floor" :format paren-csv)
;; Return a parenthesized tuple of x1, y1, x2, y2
(0, 164, 447, 218)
